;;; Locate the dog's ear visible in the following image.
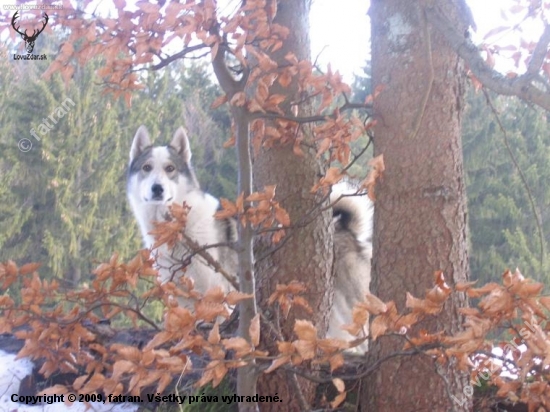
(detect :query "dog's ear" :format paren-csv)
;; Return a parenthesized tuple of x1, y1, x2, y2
(170, 127, 192, 165)
(130, 125, 151, 163)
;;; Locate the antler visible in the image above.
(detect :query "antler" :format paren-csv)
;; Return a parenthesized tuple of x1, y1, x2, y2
(33, 12, 48, 39)
(11, 11, 25, 37)
(10, 11, 48, 40)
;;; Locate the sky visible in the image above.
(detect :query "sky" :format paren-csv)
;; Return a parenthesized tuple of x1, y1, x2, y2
(310, 0, 539, 82)
(310, 0, 370, 82)
(109, 0, 375, 80)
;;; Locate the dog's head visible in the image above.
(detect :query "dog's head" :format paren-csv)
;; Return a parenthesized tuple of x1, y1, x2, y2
(127, 125, 199, 206)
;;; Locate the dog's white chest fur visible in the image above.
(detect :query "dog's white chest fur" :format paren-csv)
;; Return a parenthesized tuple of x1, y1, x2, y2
(152, 193, 234, 294)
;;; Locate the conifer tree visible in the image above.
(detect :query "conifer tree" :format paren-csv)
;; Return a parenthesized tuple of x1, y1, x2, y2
(463, 90, 550, 284)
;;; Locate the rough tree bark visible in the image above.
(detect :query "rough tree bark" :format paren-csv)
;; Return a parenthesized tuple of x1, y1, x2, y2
(365, 0, 471, 410)
(253, 1, 333, 410)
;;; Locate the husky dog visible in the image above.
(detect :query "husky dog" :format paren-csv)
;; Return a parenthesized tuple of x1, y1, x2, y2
(127, 126, 237, 299)
(128, 126, 372, 351)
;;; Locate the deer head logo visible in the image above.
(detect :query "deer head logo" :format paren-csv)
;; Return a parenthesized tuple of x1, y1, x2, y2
(11, 11, 49, 54)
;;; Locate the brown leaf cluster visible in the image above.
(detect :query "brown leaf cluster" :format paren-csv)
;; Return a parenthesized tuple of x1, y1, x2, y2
(215, 186, 290, 243)
(243, 57, 372, 166)
(34, 0, 289, 101)
(264, 320, 349, 375)
(5, 254, 550, 409)
(362, 154, 385, 201)
(442, 269, 550, 409)
(312, 114, 368, 164)
(260, 269, 550, 410)
(267, 281, 313, 318)
(0, 252, 259, 397)
(148, 202, 191, 250)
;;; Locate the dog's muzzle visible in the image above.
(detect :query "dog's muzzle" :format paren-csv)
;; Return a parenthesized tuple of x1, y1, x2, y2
(151, 183, 164, 200)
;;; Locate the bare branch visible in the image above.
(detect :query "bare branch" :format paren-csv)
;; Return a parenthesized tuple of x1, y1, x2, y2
(210, 23, 247, 96)
(527, 23, 550, 77)
(426, 6, 550, 112)
(251, 101, 372, 124)
(151, 44, 209, 71)
(181, 234, 240, 290)
(281, 348, 422, 384)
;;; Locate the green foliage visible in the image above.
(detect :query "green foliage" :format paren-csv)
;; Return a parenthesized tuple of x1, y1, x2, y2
(463, 89, 550, 284)
(0, 35, 235, 289)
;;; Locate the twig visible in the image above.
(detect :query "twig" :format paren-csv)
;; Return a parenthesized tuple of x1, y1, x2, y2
(526, 24, 550, 77)
(474, 350, 519, 372)
(181, 234, 240, 290)
(281, 348, 420, 384)
(433, 361, 459, 412)
(150, 44, 209, 70)
(288, 370, 311, 411)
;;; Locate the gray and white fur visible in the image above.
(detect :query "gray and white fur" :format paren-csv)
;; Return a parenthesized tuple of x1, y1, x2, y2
(127, 126, 372, 352)
(127, 126, 236, 300)
(329, 182, 373, 352)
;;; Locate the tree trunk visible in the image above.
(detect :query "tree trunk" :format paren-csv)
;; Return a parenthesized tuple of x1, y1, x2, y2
(253, 1, 333, 410)
(365, 0, 471, 410)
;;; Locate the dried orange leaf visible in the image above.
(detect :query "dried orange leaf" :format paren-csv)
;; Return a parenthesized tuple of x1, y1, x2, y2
(330, 391, 347, 408)
(208, 322, 221, 345)
(18, 262, 42, 275)
(225, 291, 254, 305)
(294, 320, 317, 341)
(250, 314, 260, 347)
(211, 94, 228, 110)
(332, 377, 345, 393)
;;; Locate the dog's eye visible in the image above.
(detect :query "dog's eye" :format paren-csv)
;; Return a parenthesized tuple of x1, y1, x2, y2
(142, 164, 152, 172)
(165, 165, 175, 173)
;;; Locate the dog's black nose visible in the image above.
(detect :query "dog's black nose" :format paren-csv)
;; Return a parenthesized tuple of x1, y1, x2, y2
(151, 184, 164, 199)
